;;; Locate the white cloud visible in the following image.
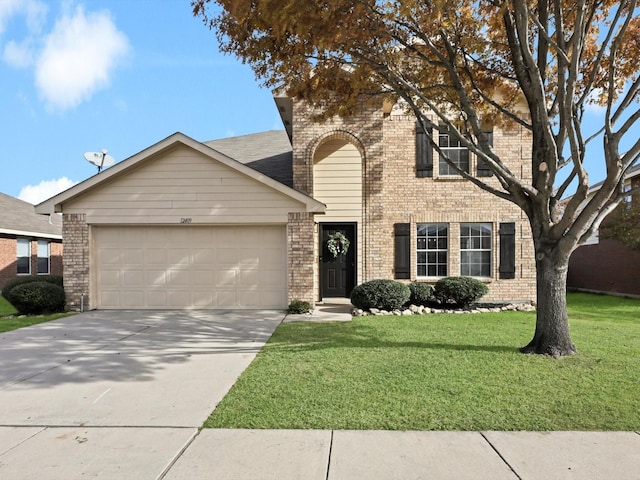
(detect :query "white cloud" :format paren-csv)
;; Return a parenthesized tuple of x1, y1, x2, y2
(0, 0, 46, 38)
(0, 0, 22, 37)
(3, 38, 35, 68)
(35, 5, 130, 111)
(18, 177, 77, 204)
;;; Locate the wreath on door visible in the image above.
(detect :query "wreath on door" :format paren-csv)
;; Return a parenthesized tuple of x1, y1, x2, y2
(327, 232, 350, 258)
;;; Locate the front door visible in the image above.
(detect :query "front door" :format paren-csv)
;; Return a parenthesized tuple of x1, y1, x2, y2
(320, 223, 356, 298)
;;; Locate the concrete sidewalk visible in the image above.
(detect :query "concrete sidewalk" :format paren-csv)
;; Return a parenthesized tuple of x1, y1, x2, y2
(164, 429, 640, 480)
(1, 427, 638, 479)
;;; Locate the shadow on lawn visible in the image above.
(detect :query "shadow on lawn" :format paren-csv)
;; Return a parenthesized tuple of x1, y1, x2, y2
(271, 322, 519, 354)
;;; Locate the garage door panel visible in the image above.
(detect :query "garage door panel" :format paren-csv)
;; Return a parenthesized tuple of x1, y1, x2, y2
(146, 249, 167, 264)
(124, 291, 145, 308)
(99, 270, 121, 286)
(123, 270, 144, 286)
(192, 270, 215, 286)
(95, 226, 286, 309)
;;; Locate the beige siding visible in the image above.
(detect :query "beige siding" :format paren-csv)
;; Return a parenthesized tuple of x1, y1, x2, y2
(313, 140, 363, 221)
(65, 145, 306, 224)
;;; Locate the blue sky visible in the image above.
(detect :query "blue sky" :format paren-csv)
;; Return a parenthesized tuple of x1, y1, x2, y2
(1, 0, 281, 203)
(0, 1, 633, 204)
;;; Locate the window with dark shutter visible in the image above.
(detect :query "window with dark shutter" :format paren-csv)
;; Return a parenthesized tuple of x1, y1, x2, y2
(499, 222, 516, 279)
(416, 123, 433, 177)
(394, 223, 411, 279)
(477, 131, 494, 177)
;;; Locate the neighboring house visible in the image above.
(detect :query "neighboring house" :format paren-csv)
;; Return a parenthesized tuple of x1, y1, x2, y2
(567, 165, 640, 297)
(36, 97, 536, 311)
(0, 193, 63, 290)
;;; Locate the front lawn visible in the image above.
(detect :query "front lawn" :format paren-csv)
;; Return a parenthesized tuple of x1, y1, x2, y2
(205, 292, 640, 431)
(0, 296, 70, 333)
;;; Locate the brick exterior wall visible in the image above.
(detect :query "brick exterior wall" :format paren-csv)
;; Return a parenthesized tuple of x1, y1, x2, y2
(62, 214, 90, 310)
(567, 175, 640, 297)
(291, 101, 537, 304)
(0, 236, 63, 290)
(568, 239, 640, 297)
(287, 212, 316, 304)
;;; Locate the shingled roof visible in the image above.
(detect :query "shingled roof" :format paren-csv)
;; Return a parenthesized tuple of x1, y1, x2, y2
(204, 130, 293, 188)
(0, 192, 62, 239)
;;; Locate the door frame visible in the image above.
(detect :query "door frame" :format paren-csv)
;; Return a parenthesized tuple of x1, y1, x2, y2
(319, 222, 357, 300)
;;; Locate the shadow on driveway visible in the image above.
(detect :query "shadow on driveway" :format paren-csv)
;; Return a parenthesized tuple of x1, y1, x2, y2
(0, 310, 283, 427)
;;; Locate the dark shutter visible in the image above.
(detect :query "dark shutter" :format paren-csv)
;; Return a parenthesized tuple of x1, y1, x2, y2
(394, 223, 411, 279)
(416, 123, 433, 177)
(499, 222, 516, 279)
(477, 131, 493, 177)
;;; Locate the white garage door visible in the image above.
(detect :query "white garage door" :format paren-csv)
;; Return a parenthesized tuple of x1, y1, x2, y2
(94, 226, 287, 309)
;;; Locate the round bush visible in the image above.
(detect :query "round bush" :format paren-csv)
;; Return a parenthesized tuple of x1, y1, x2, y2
(287, 299, 312, 314)
(350, 279, 410, 311)
(408, 282, 434, 306)
(5, 282, 66, 315)
(433, 276, 489, 308)
(2, 275, 63, 299)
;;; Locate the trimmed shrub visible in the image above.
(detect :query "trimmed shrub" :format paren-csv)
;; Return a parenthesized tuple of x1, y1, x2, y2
(350, 279, 410, 311)
(408, 282, 434, 306)
(5, 282, 66, 315)
(433, 276, 489, 308)
(2, 275, 63, 299)
(287, 299, 313, 314)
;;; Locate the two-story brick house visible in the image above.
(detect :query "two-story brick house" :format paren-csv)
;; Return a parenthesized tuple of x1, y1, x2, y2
(36, 96, 535, 310)
(279, 96, 536, 305)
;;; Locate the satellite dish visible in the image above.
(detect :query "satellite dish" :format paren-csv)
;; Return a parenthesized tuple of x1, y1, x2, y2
(84, 149, 115, 172)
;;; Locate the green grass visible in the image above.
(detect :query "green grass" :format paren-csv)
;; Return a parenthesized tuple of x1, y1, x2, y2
(0, 295, 71, 333)
(205, 292, 640, 431)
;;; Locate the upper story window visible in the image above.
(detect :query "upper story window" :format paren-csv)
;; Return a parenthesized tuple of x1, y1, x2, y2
(417, 223, 448, 277)
(438, 124, 469, 176)
(416, 122, 494, 178)
(17, 239, 30, 275)
(460, 223, 492, 277)
(37, 240, 50, 275)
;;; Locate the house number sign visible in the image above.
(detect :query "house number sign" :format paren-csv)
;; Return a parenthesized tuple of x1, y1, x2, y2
(180, 218, 192, 224)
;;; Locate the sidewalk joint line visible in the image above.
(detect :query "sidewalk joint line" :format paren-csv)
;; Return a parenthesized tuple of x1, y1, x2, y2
(157, 428, 201, 480)
(325, 430, 334, 480)
(479, 431, 522, 480)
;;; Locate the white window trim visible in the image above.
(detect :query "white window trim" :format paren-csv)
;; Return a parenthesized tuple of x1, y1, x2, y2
(17, 238, 31, 275)
(417, 223, 449, 279)
(460, 223, 493, 278)
(437, 125, 470, 178)
(37, 240, 50, 275)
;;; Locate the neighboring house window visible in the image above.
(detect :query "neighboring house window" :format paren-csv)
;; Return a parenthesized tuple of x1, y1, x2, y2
(438, 124, 469, 176)
(623, 183, 632, 206)
(460, 223, 492, 277)
(417, 224, 448, 277)
(17, 239, 30, 275)
(37, 240, 50, 274)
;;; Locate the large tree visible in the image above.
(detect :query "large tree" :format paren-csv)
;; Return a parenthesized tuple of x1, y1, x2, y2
(193, 0, 640, 357)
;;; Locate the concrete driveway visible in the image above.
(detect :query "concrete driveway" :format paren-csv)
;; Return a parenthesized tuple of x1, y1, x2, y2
(0, 309, 284, 479)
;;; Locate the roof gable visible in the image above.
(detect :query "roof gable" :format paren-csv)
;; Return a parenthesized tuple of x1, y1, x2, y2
(36, 132, 324, 217)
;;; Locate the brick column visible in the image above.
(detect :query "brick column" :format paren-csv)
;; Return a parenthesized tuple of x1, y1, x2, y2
(62, 214, 90, 311)
(287, 212, 316, 305)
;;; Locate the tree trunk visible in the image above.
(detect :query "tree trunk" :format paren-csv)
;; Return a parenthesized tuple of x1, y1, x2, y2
(520, 248, 577, 357)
